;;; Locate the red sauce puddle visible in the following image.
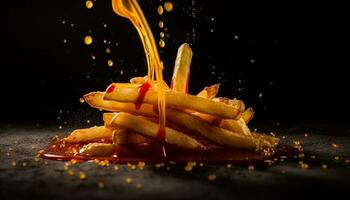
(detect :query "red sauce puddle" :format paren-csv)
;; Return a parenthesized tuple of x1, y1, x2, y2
(134, 82, 151, 110)
(40, 137, 299, 165)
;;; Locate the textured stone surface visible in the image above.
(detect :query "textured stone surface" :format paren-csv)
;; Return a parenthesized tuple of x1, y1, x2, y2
(1, 124, 349, 200)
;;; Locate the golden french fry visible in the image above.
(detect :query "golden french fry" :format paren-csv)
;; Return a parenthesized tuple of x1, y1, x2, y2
(84, 92, 156, 117)
(242, 107, 254, 124)
(190, 108, 277, 148)
(196, 84, 220, 99)
(79, 143, 116, 156)
(190, 112, 221, 125)
(213, 98, 246, 112)
(103, 86, 241, 119)
(171, 43, 193, 92)
(220, 118, 251, 136)
(166, 109, 266, 149)
(104, 112, 204, 150)
(190, 112, 253, 138)
(112, 129, 153, 145)
(65, 126, 114, 143)
(129, 77, 171, 90)
(130, 76, 147, 84)
(112, 129, 128, 144)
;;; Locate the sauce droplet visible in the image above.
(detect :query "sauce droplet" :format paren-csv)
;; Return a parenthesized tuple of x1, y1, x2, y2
(160, 32, 165, 38)
(84, 35, 93, 45)
(164, 2, 174, 12)
(159, 39, 165, 48)
(106, 84, 116, 94)
(86, 1, 93, 9)
(159, 21, 164, 28)
(134, 82, 151, 110)
(157, 5, 164, 15)
(108, 60, 114, 67)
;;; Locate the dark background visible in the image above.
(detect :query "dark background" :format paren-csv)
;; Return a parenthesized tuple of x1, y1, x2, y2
(2, 0, 349, 128)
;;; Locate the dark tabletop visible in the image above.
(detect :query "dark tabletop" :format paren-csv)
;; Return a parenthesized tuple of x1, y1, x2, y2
(1, 123, 349, 200)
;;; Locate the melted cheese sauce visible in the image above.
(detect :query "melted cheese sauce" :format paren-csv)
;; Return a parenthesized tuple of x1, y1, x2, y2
(112, 0, 166, 139)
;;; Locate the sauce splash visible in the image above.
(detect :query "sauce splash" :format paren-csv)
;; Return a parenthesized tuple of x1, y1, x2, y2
(112, 0, 166, 135)
(40, 137, 299, 165)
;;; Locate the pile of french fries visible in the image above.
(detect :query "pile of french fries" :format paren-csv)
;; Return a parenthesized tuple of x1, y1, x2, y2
(65, 43, 279, 157)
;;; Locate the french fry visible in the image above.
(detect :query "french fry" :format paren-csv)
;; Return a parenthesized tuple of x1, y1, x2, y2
(84, 92, 156, 117)
(83, 93, 263, 149)
(196, 84, 220, 99)
(103, 86, 241, 119)
(166, 109, 267, 149)
(213, 98, 246, 112)
(130, 76, 170, 89)
(171, 43, 193, 92)
(220, 118, 252, 136)
(112, 129, 153, 145)
(79, 143, 116, 156)
(65, 126, 114, 143)
(130, 76, 147, 84)
(242, 107, 254, 124)
(84, 91, 275, 149)
(104, 112, 204, 150)
(191, 108, 278, 147)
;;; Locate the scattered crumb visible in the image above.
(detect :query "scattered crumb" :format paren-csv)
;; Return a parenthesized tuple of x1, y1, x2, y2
(67, 170, 74, 176)
(98, 181, 104, 189)
(331, 143, 339, 148)
(137, 162, 145, 170)
(125, 177, 132, 184)
(301, 163, 309, 169)
(248, 165, 254, 171)
(79, 172, 87, 180)
(208, 174, 216, 181)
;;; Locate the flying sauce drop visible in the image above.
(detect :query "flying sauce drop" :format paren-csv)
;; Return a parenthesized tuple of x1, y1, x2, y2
(160, 32, 165, 38)
(159, 39, 165, 48)
(158, 5, 164, 15)
(86, 1, 93, 9)
(159, 21, 164, 28)
(164, 2, 173, 12)
(84, 35, 93, 45)
(107, 60, 114, 67)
